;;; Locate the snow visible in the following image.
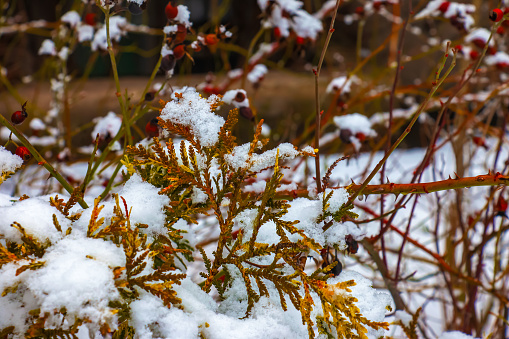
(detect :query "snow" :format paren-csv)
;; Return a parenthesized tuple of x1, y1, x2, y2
(223, 89, 249, 108)
(29, 117, 46, 130)
(91, 111, 122, 140)
(333, 113, 377, 150)
(329, 271, 392, 338)
(77, 24, 94, 42)
(74, 174, 172, 239)
(465, 28, 494, 46)
(0, 146, 23, 174)
(395, 310, 413, 326)
(414, 1, 476, 30)
(175, 5, 192, 28)
(38, 39, 56, 56)
(439, 331, 477, 339)
(334, 113, 376, 136)
(160, 89, 225, 147)
(258, 0, 322, 40)
(326, 75, 359, 94)
(485, 51, 509, 67)
(91, 16, 127, 51)
(0, 195, 70, 244)
(224, 142, 300, 172)
(247, 64, 268, 84)
(292, 9, 323, 40)
(163, 24, 178, 34)
(261, 123, 271, 137)
(61, 10, 81, 28)
(58, 46, 70, 61)
(227, 68, 243, 79)
(0, 236, 124, 335)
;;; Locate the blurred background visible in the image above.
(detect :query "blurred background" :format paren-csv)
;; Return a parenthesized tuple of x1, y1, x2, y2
(0, 0, 499, 152)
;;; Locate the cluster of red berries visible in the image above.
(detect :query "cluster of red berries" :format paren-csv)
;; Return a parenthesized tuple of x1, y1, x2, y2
(10, 101, 31, 161)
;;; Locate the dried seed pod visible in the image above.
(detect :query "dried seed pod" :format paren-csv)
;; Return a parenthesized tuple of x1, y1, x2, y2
(345, 235, 359, 254)
(239, 107, 254, 121)
(320, 248, 342, 277)
(144, 91, 156, 101)
(128, 2, 143, 15)
(160, 54, 176, 72)
(234, 91, 246, 102)
(339, 129, 353, 144)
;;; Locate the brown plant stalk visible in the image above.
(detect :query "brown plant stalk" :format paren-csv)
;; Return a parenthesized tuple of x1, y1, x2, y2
(346, 172, 509, 196)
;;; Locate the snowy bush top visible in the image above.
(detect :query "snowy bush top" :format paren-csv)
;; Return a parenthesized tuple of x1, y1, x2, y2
(159, 89, 225, 147)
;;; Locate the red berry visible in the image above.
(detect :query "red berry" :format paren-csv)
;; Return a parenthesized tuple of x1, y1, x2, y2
(11, 101, 28, 125)
(15, 146, 31, 161)
(128, 2, 143, 15)
(174, 24, 187, 44)
(295, 36, 305, 45)
(84, 13, 96, 26)
(274, 27, 281, 39)
(489, 8, 504, 22)
(472, 136, 488, 149)
(165, 3, 179, 20)
(202, 85, 221, 95)
(469, 50, 479, 59)
(373, 1, 383, 11)
(496, 196, 508, 217)
(472, 38, 485, 49)
(496, 62, 509, 69)
(355, 6, 365, 16)
(173, 44, 186, 59)
(355, 132, 366, 142)
(497, 26, 505, 34)
(205, 34, 219, 45)
(438, 1, 450, 13)
(145, 118, 159, 138)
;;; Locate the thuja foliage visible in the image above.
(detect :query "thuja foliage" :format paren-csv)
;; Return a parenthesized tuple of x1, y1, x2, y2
(0, 95, 388, 338)
(123, 98, 388, 337)
(0, 192, 188, 338)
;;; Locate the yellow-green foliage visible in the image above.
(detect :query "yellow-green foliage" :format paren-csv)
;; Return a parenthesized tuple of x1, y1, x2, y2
(1, 103, 388, 338)
(125, 106, 389, 338)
